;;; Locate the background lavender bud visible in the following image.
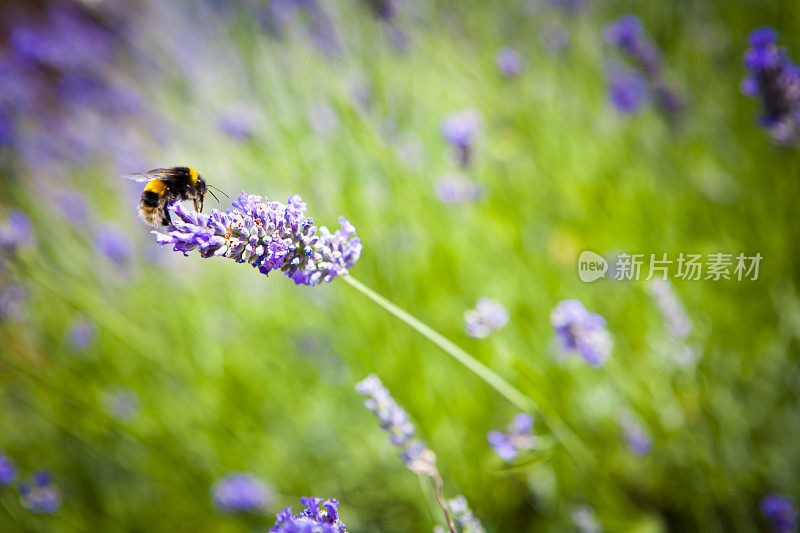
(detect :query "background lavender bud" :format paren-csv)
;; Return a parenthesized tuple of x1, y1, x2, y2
(19, 471, 61, 514)
(95, 226, 133, 268)
(742, 26, 800, 145)
(761, 494, 799, 533)
(495, 47, 524, 79)
(212, 473, 272, 513)
(464, 298, 509, 339)
(104, 387, 140, 422)
(551, 300, 612, 367)
(571, 505, 602, 533)
(0, 452, 16, 485)
(0, 210, 32, 252)
(435, 175, 485, 204)
(64, 319, 97, 352)
(619, 413, 652, 456)
(487, 413, 536, 461)
(606, 65, 648, 115)
(441, 109, 481, 167)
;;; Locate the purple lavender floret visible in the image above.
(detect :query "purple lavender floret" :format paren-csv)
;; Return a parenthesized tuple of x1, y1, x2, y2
(212, 473, 272, 513)
(435, 175, 485, 204)
(622, 418, 652, 456)
(19, 471, 61, 514)
(152, 192, 361, 286)
(487, 413, 536, 461)
(356, 374, 438, 477)
(65, 319, 97, 352)
(742, 27, 800, 145)
(0, 453, 16, 485)
(270, 497, 347, 533)
(551, 300, 612, 367)
(761, 494, 799, 533)
(495, 47, 524, 79)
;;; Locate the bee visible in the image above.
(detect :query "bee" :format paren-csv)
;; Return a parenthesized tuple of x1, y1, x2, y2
(123, 166, 226, 227)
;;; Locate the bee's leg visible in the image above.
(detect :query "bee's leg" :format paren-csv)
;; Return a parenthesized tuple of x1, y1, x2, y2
(193, 197, 203, 213)
(162, 207, 172, 227)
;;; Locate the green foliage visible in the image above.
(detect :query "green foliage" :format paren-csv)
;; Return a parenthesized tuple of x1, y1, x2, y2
(1, 1, 799, 531)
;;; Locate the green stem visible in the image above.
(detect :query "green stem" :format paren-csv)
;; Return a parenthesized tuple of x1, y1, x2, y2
(344, 276, 534, 411)
(343, 275, 594, 466)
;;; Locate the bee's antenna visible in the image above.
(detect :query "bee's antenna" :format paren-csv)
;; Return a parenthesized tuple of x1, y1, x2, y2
(209, 184, 229, 198)
(207, 189, 220, 203)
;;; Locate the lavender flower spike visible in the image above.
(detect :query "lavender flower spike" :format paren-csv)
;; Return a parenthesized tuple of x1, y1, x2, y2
(270, 497, 347, 532)
(448, 496, 486, 533)
(742, 26, 800, 145)
(487, 413, 536, 461)
(19, 471, 61, 514)
(355, 374, 438, 477)
(153, 192, 362, 286)
(551, 300, 612, 367)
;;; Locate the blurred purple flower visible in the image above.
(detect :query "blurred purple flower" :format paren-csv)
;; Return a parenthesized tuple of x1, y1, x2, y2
(464, 298, 509, 338)
(65, 319, 97, 352)
(212, 473, 272, 513)
(270, 497, 346, 532)
(551, 300, 612, 367)
(0, 453, 16, 485)
(441, 109, 481, 167)
(488, 413, 536, 461)
(606, 66, 648, 115)
(742, 27, 800, 145)
(104, 388, 139, 422)
(153, 193, 361, 286)
(761, 494, 799, 533)
(649, 280, 691, 340)
(356, 374, 438, 477)
(19, 471, 61, 514)
(435, 175, 485, 204)
(362, 0, 398, 20)
(95, 226, 133, 267)
(0, 210, 33, 252)
(495, 47, 524, 79)
(0, 284, 27, 322)
(604, 15, 685, 117)
(620, 413, 652, 456)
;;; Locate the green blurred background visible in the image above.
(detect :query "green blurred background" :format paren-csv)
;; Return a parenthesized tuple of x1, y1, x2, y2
(1, 0, 799, 531)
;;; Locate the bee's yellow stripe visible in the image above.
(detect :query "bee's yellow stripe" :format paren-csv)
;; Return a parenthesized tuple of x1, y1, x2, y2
(188, 168, 199, 185)
(144, 179, 167, 195)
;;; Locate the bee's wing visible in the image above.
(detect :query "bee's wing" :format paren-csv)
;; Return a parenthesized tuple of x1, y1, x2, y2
(122, 168, 179, 182)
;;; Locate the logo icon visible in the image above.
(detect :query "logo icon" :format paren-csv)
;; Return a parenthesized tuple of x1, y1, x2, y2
(578, 251, 608, 282)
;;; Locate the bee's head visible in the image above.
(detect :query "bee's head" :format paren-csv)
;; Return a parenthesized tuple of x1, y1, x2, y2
(195, 176, 207, 196)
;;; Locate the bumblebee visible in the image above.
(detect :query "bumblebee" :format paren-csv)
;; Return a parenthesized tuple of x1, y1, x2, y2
(123, 166, 225, 227)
